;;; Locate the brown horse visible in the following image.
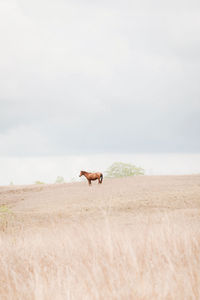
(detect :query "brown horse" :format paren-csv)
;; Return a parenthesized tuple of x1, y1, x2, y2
(79, 171, 103, 185)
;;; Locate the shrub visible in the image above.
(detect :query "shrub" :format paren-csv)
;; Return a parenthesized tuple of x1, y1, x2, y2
(35, 181, 45, 184)
(106, 162, 144, 178)
(55, 176, 65, 184)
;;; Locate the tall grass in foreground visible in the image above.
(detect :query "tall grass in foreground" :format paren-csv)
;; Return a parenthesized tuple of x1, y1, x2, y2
(0, 216, 199, 299)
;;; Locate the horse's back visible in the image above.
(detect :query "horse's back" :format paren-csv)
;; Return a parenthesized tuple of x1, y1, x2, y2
(89, 172, 102, 180)
(96, 172, 102, 177)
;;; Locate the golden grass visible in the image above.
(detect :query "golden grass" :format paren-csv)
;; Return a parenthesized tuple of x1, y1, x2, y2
(0, 176, 200, 299)
(0, 216, 200, 299)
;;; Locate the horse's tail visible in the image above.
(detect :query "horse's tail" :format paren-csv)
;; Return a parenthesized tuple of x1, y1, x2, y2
(100, 173, 103, 183)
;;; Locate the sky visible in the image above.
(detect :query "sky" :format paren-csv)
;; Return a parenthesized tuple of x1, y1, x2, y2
(0, 0, 200, 156)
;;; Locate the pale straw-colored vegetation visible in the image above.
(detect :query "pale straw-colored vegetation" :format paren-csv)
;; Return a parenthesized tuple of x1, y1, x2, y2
(0, 175, 200, 299)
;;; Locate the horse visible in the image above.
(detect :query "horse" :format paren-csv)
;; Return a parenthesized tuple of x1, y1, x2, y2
(79, 171, 103, 185)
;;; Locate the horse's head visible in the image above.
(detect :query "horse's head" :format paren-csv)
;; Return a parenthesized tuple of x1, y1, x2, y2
(79, 171, 84, 177)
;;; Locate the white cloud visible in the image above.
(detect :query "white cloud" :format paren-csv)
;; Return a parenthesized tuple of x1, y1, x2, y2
(0, 125, 51, 155)
(0, 0, 200, 155)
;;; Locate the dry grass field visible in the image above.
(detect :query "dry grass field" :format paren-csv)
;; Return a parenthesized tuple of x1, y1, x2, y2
(0, 175, 200, 299)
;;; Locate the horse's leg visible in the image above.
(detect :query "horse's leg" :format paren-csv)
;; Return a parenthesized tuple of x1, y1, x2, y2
(88, 179, 91, 186)
(98, 177, 101, 184)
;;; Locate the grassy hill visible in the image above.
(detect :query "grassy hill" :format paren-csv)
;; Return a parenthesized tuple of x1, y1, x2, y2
(0, 175, 200, 299)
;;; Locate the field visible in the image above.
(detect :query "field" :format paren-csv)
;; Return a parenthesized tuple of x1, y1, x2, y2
(0, 175, 200, 299)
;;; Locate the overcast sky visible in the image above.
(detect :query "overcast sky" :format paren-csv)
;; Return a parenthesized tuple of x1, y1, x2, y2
(0, 0, 200, 156)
